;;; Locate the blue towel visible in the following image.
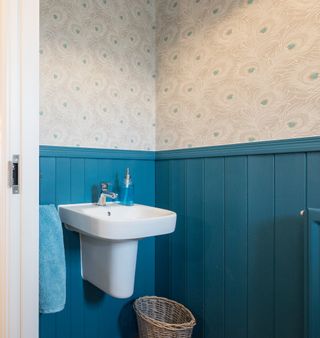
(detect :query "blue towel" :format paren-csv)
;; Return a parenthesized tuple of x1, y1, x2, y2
(39, 205, 66, 314)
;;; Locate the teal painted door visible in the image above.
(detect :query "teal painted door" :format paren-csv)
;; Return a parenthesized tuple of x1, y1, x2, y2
(304, 208, 320, 338)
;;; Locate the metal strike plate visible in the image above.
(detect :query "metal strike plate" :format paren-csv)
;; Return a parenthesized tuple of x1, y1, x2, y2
(8, 154, 19, 194)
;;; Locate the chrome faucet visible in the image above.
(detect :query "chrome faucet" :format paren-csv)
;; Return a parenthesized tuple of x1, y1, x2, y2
(97, 182, 118, 206)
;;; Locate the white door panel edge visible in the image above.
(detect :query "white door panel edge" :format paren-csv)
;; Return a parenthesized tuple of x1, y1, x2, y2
(0, 0, 39, 337)
(20, 0, 39, 336)
(0, 0, 9, 335)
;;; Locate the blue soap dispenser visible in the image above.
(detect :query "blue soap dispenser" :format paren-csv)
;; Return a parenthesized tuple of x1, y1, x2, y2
(120, 168, 134, 206)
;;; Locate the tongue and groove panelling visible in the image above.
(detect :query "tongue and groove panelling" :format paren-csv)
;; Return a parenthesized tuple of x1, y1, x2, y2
(39, 147, 155, 338)
(39, 138, 320, 338)
(155, 138, 320, 338)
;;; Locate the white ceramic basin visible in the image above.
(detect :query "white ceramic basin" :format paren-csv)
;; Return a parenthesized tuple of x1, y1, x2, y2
(58, 202, 176, 298)
(59, 203, 176, 240)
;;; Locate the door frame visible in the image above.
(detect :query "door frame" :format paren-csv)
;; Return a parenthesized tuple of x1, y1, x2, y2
(0, 0, 39, 337)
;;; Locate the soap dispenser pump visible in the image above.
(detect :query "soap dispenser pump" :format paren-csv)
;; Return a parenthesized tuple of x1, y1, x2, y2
(119, 168, 134, 206)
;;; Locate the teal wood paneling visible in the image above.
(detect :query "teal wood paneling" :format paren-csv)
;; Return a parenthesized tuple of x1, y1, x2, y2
(274, 154, 305, 338)
(186, 159, 205, 338)
(39, 148, 155, 338)
(84, 159, 98, 203)
(247, 155, 274, 338)
(224, 157, 248, 338)
(155, 160, 171, 298)
(40, 157, 55, 204)
(307, 153, 320, 208)
(40, 142, 320, 338)
(70, 159, 85, 203)
(204, 158, 224, 338)
(170, 160, 187, 305)
(155, 146, 320, 338)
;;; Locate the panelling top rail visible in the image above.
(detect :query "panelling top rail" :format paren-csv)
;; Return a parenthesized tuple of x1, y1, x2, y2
(40, 146, 155, 161)
(156, 136, 320, 160)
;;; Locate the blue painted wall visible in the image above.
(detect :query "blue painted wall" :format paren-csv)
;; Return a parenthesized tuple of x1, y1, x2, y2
(39, 146, 155, 338)
(155, 139, 320, 338)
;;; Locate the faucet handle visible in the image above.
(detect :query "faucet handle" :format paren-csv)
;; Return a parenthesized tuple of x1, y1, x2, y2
(101, 182, 109, 192)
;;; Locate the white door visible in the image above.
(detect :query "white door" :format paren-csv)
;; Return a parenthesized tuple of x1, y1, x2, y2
(0, 0, 39, 337)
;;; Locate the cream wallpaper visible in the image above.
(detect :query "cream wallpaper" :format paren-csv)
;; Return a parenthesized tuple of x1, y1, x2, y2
(40, 0, 156, 150)
(41, 0, 320, 151)
(156, 0, 320, 150)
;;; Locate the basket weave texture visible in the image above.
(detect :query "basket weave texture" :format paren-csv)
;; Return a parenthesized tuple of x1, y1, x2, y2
(134, 296, 196, 338)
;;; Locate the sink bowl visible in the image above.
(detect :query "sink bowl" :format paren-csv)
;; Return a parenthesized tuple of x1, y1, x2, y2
(59, 203, 176, 240)
(59, 203, 176, 298)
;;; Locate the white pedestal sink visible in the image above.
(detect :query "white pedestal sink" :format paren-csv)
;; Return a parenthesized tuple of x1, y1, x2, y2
(59, 203, 176, 298)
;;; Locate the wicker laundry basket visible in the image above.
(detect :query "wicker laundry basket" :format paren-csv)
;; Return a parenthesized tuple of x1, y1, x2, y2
(134, 296, 196, 338)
